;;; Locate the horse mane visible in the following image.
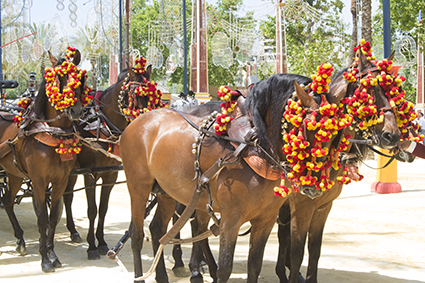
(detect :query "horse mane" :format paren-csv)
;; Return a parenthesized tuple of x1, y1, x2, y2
(245, 74, 312, 157)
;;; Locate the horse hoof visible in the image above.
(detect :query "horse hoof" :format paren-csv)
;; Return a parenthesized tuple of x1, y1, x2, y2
(70, 232, 83, 243)
(172, 266, 190, 277)
(51, 258, 62, 268)
(190, 276, 204, 283)
(97, 245, 109, 255)
(15, 243, 27, 256)
(87, 249, 101, 260)
(41, 262, 55, 273)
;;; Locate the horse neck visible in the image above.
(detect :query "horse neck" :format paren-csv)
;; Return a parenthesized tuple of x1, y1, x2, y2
(100, 80, 128, 132)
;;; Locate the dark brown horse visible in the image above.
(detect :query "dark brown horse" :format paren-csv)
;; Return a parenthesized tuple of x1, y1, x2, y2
(120, 72, 353, 282)
(63, 65, 153, 259)
(0, 49, 88, 272)
(275, 52, 402, 283)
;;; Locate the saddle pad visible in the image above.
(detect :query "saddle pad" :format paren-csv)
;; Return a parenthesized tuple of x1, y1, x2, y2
(243, 155, 280, 180)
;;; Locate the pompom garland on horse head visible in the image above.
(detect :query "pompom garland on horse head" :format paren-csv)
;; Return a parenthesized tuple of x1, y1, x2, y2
(274, 65, 353, 198)
(343, 39, 422, 143)
(118, 56, 166, 121)
(44, 46, 92, 111)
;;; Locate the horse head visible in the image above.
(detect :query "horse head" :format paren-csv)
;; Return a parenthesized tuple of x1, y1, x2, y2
(330, 51, 401, 150)
(289, 81, 351, 199)
(41, 48, 91, 125)
(118, 60, 164, 122)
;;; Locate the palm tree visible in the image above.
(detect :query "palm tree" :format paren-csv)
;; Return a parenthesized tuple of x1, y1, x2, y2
(362, 0, 372, 44)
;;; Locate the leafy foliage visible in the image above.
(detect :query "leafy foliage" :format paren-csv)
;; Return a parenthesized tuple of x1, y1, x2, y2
(258, 0, 349, 79)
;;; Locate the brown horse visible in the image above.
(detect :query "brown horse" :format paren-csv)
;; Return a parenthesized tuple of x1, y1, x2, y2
(275, 52, 402, 283)
(0, 49, 88, 272)
(120, 72, 353, 282)
(62, 65, 153, 259)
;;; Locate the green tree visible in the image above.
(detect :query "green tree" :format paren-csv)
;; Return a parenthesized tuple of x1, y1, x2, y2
(259, 0, 349, 79)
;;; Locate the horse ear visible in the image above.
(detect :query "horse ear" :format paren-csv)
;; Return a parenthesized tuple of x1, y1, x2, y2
(294, 81, 319, 109)
(145, 65, 152, 81)
(328, 76, 348, 104)
(386, 50, 395, 61)
(72, 49, 81, 66)
(358, 50, 373, 72)
(48, 51, 57, 66)
(128, 63, 136, 79)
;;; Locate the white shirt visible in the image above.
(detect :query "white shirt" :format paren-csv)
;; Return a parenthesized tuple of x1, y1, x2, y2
(187, 97, 199, 109)
(170, 98, 190, 111)
(418, 117, 425, 130)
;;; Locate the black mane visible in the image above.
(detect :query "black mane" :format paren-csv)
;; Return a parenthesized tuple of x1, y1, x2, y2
(245, 73, 312, 158)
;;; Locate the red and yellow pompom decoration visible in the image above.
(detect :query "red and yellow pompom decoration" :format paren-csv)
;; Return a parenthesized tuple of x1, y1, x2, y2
(341, 72, 384, 130)
(375, 59, 423, 142)
(343, 40, 421, 142)
(121, 76, 166, 121)
(65, 46, 76, 60)
(55, 137, 82, 155)
(214, 85, 236, 135)
(353, 39, 376, 61)
(134, 57, 147, 74)
(310, 63, 333, 94)
(44, 47, 92, 110)
(274, 65, 354, 198)
(13, 97, 33, 128)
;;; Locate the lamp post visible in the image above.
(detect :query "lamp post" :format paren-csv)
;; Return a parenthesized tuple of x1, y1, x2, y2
(27, 71, 37, 97)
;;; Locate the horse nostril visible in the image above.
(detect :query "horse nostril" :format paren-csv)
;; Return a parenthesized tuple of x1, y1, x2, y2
(382, 131, 393, 142)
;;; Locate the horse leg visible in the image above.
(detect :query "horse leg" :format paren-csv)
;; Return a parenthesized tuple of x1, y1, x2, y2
(45, 178, 69, 269)
(276, 203, 291, 283)
(288, 201, 315, 283)
(247, 216, 278, 283)
(85, 174, 100, 260)
(128, 183, 154, 281)
(305, 203, 333, 283)
(216, 210, 242, 283)
(150, 194, 177, 283)
(63, 175, 83, 243)
(190, 210, 217, 283)
(172, 202, 190, 277)
(32, 178, 54, 272)
(2, 175, 26, 255)
(95, 172, 117, 255)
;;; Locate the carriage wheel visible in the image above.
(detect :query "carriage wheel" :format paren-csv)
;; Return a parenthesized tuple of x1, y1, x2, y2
(31, 182, 64, 224)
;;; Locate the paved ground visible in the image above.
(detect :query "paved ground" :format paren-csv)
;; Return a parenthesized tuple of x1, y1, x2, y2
(0, 157, 425, 283)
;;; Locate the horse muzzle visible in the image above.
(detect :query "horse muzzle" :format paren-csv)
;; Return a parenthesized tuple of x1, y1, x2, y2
(299, 186, 323, 199)
(65, 106, 85, 121)
(378, 130, 401, 149)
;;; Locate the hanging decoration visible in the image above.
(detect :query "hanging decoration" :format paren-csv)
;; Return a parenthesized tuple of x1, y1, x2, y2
(213, 86, 236, 135)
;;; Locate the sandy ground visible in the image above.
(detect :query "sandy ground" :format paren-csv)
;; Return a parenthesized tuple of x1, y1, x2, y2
(1, 157, 425, 283)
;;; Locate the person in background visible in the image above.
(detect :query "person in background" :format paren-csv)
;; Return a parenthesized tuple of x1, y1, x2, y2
(418, 112, 425, 144)
(170, 92, 189, 111)
(187, 90, 199, 109)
